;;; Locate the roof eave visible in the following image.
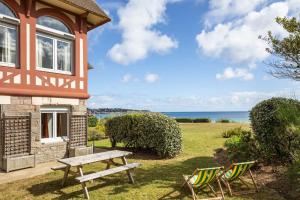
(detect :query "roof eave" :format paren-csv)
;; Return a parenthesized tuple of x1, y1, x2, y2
(88, 17, 111, 31)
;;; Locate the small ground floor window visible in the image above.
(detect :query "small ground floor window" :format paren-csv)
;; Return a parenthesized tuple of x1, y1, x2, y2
(41, 108, 69, 143)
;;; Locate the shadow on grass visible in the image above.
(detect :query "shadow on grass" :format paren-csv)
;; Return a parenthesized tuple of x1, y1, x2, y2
(26, 156, 219, 199)
(264, 161, 300, 200)
(26, 151, 270, 200)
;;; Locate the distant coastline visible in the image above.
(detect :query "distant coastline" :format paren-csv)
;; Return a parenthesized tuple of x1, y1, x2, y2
(89, 108, 250, 123)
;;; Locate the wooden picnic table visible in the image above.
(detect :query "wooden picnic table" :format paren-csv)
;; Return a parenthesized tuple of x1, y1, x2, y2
(55, 150, 140, 199)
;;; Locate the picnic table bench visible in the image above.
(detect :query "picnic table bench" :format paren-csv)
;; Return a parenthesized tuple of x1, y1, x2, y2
(52, 150, 141, 199)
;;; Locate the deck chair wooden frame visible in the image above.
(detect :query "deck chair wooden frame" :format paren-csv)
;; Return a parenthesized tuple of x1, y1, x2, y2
(219, 161, 258, 196)
(182, 167, 225, 200)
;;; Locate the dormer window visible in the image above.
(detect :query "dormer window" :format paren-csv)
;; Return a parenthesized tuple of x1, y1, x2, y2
(36, 16, 74, 75)
(0, 1, 19, 67)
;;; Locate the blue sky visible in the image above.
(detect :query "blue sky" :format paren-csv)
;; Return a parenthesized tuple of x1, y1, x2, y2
(87, 0, 300, 112)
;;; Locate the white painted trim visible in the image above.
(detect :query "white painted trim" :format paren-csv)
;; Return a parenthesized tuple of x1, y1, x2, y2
(36, 24, 75, 39)
(80, 38, 84, 78)
(0, 14, 20, 25)
(32, 97, 80, 106)
(0, 95, 11, 104)
(26, 23, 30, 70)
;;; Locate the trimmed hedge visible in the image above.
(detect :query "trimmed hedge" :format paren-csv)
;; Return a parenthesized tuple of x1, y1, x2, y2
(175, 118, 211, 123)
(105, 113, 182, 158)
(250, 97, 300, 164)
(193, 118, 211, 123)
(175, 118, 193, 123)
(217, 119, 231, 123)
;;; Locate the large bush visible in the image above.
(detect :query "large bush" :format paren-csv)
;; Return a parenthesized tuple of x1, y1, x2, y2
(88, 115, 98, 127)
(105, 113, 182, 158)
(250, 97, 300, 164)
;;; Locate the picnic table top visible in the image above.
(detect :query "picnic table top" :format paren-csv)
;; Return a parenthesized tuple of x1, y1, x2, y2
(58, 150, 132, 167)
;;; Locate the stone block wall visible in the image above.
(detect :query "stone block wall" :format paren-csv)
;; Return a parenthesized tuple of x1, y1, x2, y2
(0, 96, 87, 165)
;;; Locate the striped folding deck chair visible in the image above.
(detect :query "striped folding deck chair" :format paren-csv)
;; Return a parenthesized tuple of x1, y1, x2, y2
(182, 167, 225, 200)
(219, 161, 258, 196)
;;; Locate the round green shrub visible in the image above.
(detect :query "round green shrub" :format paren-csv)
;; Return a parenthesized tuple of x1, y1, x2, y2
(250, 97, 300, 164)
(105, 113, 183, 158)
(88, 115, 98, 127)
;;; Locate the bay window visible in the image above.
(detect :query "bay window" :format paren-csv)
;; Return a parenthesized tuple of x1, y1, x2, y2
(0, 1, 19, 67)
(36, 16, 73, 74)
(41, 108, 69, 143)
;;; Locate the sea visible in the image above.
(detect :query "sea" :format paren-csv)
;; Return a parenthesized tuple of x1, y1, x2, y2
(96, 111, 250, 123)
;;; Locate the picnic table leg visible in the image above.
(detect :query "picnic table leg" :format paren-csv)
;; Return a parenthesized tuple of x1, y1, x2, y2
(106, 159, 112, 169)
(121, 156, 135, 184)
(61, 165, 71, 187)
(77, 165, 90, 200)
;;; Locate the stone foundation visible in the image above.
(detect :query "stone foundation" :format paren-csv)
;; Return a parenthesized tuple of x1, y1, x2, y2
(0, 96, 87, 169)
(69, 146, 93, 157)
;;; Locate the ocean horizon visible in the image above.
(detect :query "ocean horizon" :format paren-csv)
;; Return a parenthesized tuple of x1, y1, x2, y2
(95, 111, 250, 123)
(161, 111, 250, 123)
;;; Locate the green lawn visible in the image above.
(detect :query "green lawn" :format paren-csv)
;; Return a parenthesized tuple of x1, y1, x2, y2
(0, 123, 288, 199)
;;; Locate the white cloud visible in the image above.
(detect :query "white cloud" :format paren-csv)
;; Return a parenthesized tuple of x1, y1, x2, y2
(107, 0, 178, 65)
(88, 86, 300, 111)
(197, 2, 290, 64)
(216, 67, 254, 81)
(122, 74, 134, 83)
(145, 73, 160, 83)
(205, 0, 266, 26)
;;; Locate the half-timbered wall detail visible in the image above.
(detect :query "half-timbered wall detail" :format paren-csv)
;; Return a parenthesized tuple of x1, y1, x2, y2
(0, 0, 89, 99)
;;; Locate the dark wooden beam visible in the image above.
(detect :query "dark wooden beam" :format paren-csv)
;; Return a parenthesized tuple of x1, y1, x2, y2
(79, 12, 88, 33)
(25, 0, 33, 17)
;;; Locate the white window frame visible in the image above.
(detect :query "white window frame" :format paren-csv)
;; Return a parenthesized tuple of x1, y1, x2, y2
(40, 108, 70, 144)
(0, 19, 18, 68)
(36, 33, 73, 75)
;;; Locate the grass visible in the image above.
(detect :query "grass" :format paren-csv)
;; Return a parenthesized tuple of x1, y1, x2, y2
(0, 123, 290, 200)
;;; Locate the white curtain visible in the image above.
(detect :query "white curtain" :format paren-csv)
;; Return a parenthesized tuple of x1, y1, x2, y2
(57, 41, 71, 72)
(0, 26, 16, 64)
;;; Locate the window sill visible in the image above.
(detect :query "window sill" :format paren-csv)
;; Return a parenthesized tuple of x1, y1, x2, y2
(36, 67, 73, 76)
(41, 137, 69, 144)
(0, 63, 16, 68)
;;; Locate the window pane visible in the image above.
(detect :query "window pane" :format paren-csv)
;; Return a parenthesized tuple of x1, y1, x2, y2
(57, 41, 71, 72)
(41, 113, 53, 139)
(0, 2, 16, 18)
(57, 113, 68, 137)
(0, 26, 16, 64)
(37, 35, 53, 69)
(37, 16, 70, 33)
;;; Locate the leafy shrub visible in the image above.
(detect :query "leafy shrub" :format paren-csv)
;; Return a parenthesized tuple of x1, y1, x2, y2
(225, 130, 259, 162)
(88, 115, 98, 127)
(105, 113, 182, 158)
(88, 128, 103, 141)
(250, 97, 300, 164)
(175, 118, 193, 123)
(217, 119, 231, 123)
(193, 118, 211, 123)
(222, 127, 247, 138)
(96, 119, 106, 134)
